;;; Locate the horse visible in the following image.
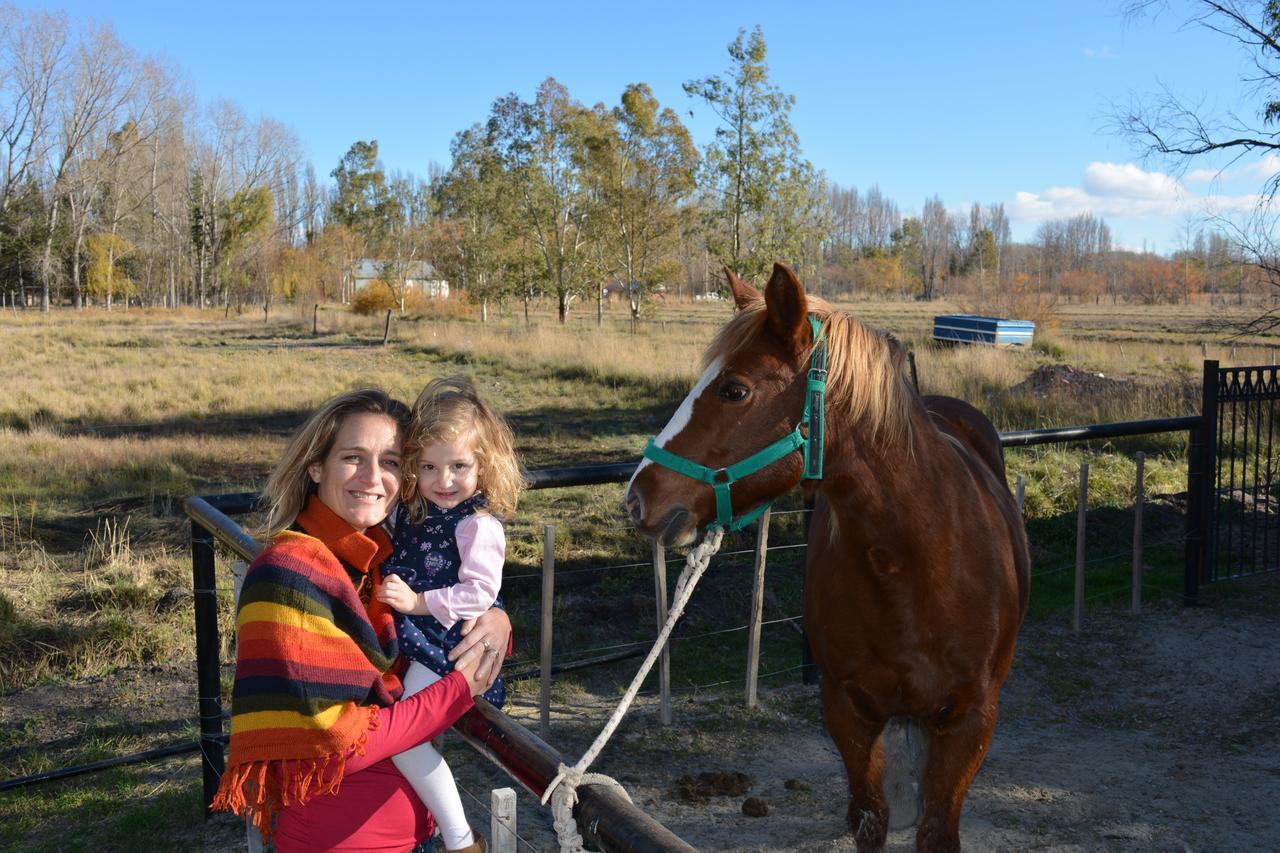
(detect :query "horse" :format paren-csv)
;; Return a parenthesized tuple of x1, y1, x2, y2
(625, 263, 1030, 852)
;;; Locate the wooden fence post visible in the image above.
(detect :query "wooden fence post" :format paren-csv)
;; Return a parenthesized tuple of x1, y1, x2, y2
(382, 308, 393, 346)
(1133, 452, 1145, 614)
(800, 496, 819, 685)
(1074, 463, 1089, 632)
(745, 509, 771, 708)
(540, 524, 555, 740)
(1015, 474, 1026, 514)
(490, 787, 518, 853)
(312, 303, 319, 336)
(653, 541, 672, 726)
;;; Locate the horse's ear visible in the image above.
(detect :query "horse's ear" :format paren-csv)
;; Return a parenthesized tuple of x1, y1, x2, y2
(725, 267, 759, 310)
(763, 263, 808, 347)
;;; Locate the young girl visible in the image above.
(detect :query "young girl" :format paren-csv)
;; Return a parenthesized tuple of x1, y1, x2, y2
(376, 375, 522, 853)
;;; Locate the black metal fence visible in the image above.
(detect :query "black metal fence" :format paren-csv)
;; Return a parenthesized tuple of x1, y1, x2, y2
(1188, 360, 1280, 591)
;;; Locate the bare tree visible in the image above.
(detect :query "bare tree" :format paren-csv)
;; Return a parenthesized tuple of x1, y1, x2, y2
(0, 5, 68, 218)
(920, 195, 951, 299)
(1119, 2, 1280, 327)
(36, 20, 141, 310)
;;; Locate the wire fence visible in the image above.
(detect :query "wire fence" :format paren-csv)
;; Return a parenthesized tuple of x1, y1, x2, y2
(162, 429, 1210, 851)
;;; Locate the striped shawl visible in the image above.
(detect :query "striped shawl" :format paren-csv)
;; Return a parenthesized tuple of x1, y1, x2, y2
(211, 496, 403, 836)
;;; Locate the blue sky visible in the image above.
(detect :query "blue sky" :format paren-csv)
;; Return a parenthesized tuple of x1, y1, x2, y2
(18, 0, 1272, 253)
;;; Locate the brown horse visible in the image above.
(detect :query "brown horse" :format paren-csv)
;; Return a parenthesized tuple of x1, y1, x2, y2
(625, 263, 1029, 852)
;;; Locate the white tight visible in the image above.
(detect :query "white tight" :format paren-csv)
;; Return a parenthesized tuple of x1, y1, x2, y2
(391, 661, 474, 850)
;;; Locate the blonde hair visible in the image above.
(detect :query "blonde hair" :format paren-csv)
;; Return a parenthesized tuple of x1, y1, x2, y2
(401, 375, 523, 520)
(262, 388, 412, 538)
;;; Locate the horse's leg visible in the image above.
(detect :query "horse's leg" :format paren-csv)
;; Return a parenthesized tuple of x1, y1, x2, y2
(915, 701, 998, 853)
(821, 679, 888, 851)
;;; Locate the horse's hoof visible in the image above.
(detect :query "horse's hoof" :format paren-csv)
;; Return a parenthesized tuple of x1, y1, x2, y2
(847, 803, 887, 851)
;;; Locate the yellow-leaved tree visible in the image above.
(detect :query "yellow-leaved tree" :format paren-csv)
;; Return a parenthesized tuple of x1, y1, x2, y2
(85, 232, 138, 310)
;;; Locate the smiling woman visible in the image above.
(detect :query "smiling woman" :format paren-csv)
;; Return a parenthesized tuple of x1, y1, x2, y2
(306, 412, 403, 533)
(214, 388, 512, 852)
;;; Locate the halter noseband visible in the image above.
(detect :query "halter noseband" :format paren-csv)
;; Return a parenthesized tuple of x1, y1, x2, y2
(642, 315, 828, 532)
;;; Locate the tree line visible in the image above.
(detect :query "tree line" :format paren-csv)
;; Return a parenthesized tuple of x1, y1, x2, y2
(0, 9, 1261, 320)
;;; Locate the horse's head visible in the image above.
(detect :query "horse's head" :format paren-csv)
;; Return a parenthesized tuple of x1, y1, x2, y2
(626, 262, 817, 546)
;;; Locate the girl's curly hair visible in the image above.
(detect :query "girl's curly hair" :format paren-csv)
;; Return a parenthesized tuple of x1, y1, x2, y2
(400, 375, 524, 521)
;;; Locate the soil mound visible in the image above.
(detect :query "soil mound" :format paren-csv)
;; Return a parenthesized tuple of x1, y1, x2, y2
(1005, 363, 1135, 399)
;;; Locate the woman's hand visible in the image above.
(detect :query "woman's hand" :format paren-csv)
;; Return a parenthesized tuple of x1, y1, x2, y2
(450, 642, 489, 697)
(376, 574, 421, 615)
(449, 607, 511, 691)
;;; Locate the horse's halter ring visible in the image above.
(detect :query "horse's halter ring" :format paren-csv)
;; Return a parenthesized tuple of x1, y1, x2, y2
(641, 315, 828, 532)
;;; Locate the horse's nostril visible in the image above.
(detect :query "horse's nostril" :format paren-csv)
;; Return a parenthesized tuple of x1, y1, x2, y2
(625, 491, 644, 524)
(659, 507, 691, 546)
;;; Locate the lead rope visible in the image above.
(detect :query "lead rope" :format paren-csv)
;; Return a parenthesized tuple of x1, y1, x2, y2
(540, 526, 726, 853)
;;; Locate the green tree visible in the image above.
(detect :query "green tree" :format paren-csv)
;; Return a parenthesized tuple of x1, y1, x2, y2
(489, 79, 594, 323)
(684, 26, 827, 283)
(433, 124, 518, 321)
(582, 83, 698, 324)
(217, 185, 274, 308)
(329, 140, 392, 247)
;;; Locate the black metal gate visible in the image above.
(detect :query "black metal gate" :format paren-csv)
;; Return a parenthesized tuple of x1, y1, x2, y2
(1187, 359, 1280, 601)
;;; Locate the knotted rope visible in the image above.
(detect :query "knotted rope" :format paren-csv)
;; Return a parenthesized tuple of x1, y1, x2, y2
(540, 526, 726, 853)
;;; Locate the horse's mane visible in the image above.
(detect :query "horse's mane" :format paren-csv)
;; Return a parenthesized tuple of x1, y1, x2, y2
(704, 295, 913, 447)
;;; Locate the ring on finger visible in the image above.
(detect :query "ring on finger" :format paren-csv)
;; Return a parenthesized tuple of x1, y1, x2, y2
(481, 639, 492, 652)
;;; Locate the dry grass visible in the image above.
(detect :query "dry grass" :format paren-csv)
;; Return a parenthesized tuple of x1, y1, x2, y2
(0, 295, 1267, 693)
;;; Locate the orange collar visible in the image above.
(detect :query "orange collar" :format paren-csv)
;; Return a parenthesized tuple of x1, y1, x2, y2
(295, 495, 392, 575)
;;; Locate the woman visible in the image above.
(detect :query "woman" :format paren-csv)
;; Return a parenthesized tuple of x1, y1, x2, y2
(213, 388, 511, 852)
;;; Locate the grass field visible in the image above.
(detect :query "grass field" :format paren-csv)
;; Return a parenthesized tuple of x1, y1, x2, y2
(1, 293, 1276, 851)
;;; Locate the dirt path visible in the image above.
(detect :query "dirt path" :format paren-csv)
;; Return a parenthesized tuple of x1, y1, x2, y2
(469, 579, 1280, 852)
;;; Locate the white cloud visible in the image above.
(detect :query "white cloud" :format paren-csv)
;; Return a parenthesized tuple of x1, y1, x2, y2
(1241, 154, 1280, 180)
(1081, 162, 1178, 200)
(1082, 46, 1116, 60)
(1179, 155, 1277, 185)
(1012, 161, 1259, 226)
(1185, 168, 1221, 184)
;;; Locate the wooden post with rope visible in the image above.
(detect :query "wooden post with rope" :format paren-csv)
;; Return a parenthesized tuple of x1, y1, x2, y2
(1132, 452, 1145, 614)
(745, 508, 771, 708)
(540, 524, 555, 740)
(652, 541, 671, 725)
(1074, 462, 1089, 632)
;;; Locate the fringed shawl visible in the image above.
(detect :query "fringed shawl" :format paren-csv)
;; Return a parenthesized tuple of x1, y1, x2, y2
(212, 496, 402, 837)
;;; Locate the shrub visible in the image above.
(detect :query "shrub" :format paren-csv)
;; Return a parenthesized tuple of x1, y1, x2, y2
(350, 285, 397, 316)
(1032, 338, 1067, 359)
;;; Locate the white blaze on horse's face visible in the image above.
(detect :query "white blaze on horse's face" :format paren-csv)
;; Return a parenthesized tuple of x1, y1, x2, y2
(627, 350, 727, 537)
(627, 356, 724, 490)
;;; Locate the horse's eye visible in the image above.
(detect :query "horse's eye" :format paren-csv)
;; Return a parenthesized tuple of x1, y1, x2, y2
(718, 381, 751, 403)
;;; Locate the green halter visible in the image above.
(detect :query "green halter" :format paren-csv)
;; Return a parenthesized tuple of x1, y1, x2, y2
(642, 315, 828, 532)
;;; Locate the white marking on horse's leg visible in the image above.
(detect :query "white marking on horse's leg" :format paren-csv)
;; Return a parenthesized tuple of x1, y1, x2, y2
(627, 356, 724, 491)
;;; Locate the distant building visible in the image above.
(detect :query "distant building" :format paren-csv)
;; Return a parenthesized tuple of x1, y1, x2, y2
(354, 260, 449, 298)
(601, 281, 666, 300)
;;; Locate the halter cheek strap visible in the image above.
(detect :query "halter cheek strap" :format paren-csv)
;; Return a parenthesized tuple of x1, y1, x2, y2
(642, 315, 828, 532)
